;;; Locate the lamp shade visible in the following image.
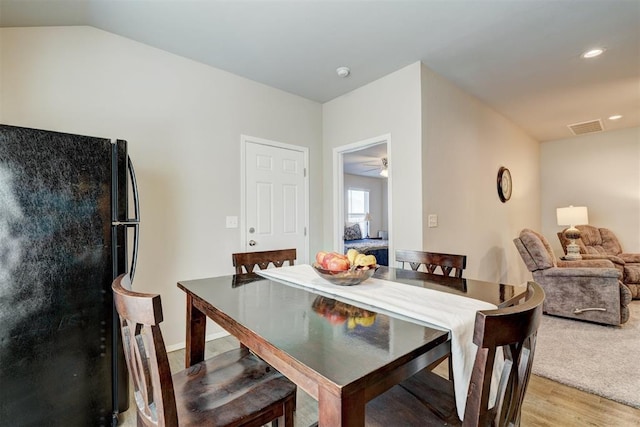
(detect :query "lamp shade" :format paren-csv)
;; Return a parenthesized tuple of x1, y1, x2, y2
(364, 213, 372, 221)
(556, 206, 588, 226)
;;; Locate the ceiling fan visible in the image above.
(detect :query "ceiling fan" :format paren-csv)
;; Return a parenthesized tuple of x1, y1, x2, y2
(362, 157, 388, 177)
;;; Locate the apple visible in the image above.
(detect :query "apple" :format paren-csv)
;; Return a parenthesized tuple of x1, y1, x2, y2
(326, 255, 350, 271)
(322, 252, 348, 268)
(317, 251, 350, 270)
(316, 251, 329, 265)
(326, 312, 347, 325)
(320, 252, 338, 268)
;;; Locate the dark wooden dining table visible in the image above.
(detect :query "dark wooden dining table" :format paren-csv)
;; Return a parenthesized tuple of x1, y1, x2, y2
(177, 266, 525, 427)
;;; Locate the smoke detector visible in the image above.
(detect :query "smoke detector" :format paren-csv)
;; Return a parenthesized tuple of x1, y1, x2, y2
(336, 66, 350, 78)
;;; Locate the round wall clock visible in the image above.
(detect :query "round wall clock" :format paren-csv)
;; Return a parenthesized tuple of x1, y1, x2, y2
(497, 167, 512, 203)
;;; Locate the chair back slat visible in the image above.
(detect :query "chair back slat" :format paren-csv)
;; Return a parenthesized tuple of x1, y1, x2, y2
(396, 249, 467, 278)
(113, 274, 178, 427)
(366, 281, 544, 426)
(113, 274, 297, 427)
(463, 281, 545, 427)
(232, 248, 296, 274)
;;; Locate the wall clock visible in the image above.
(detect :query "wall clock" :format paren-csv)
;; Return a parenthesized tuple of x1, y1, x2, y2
(497, 167, 512, 203)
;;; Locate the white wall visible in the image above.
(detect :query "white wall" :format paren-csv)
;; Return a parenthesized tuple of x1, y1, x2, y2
(420, 64, 541, 285)
(343, 173, 387, 237)
(541, 126, 640, 255)
(324, 62, 540, 285)
(6, 25, 613, 349)
(323, 63, 423, 259)
(0, 26, 323, 348)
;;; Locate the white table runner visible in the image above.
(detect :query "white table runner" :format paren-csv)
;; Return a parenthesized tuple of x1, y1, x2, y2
(257, 264, 503, 420)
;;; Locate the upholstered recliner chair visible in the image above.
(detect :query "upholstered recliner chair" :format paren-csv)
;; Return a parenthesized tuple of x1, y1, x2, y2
(514, 229, 631, 326)
(558, 225, 640, 299)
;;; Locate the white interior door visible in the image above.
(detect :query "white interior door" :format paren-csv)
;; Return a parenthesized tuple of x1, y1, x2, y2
(243, 137, 308, 263)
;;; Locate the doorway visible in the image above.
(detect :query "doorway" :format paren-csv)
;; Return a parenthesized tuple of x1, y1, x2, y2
(333, 134, 392, 262)
(241, 135, 309, 263)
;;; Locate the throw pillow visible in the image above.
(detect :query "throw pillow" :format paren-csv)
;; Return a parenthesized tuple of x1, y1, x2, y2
(344, 223, 362, 241)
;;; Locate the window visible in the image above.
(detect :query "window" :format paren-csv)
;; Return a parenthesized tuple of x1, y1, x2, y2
(347, 188, 369, 224)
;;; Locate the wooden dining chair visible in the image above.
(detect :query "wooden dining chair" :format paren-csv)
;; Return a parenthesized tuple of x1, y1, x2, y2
(112, 274, 296, 427)
(396, 249, 467, 278)
(232, 248, 297, 274)
(366, 281, 545, 426)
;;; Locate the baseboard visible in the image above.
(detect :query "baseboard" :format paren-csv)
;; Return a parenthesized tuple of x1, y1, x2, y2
(165, 330, 230, 353)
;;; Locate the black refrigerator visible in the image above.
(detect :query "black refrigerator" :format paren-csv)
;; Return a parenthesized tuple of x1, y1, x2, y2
(0, 124, 140, 426)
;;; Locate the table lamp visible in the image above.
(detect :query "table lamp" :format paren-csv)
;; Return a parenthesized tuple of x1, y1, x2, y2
(364, 213, 372, 238)
(556, 205, 588, 260)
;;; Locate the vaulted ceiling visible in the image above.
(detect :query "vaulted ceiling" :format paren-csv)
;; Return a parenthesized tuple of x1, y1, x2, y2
(1, 0, 639, 142)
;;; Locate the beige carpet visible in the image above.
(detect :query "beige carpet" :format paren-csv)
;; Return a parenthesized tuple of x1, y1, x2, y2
(532, 300, 640, 408)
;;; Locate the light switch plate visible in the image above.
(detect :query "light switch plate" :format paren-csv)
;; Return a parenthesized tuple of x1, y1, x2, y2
(428, 214, 438, 228)
(226, 216, 238, 228)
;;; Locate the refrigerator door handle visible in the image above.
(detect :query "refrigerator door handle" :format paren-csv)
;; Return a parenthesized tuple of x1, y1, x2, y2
(110, 155, 140, 281)
(127, 156, 140, 281)
(128, 222, 140, 281)
(128, 156, 140, 224)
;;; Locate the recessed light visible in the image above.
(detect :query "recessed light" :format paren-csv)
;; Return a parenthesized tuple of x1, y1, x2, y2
(608, 115, 622, 120)
(336, 66, 350, 78)
(582, 48, 605, 59)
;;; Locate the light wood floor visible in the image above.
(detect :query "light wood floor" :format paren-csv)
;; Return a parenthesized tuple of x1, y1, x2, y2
(119, 335, 640, 426)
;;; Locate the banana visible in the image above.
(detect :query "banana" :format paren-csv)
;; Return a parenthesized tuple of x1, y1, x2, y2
(363, 255, 377, 266)
(347, 249, 360, 266)
(355, 254, 377, 267)
(347, 318, 357, 329)
(356, 316, 376, 327)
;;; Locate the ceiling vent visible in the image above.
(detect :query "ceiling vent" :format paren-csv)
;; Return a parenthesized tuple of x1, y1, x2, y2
(567, 119, 604, 135)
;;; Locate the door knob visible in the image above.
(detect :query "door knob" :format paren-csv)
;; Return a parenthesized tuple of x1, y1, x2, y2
(249, 240, 256, 246)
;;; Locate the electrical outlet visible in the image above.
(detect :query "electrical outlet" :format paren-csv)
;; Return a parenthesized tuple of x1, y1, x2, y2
(225, 216, 238, 228)
(428, 214, 438, 228)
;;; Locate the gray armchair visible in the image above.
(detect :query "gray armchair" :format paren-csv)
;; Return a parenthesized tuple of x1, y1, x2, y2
(558, 225, 640, 299)
(514, 228, 631, 326)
